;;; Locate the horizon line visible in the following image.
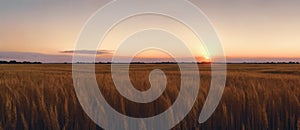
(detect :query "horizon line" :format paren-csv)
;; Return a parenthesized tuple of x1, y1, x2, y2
(1, 60, 300, 64)
(1, 51, 300, 59)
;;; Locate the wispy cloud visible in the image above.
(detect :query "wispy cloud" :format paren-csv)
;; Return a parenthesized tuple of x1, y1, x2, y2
(0, 51, 114, 63)
(0, 52, 72, 63)
(0, 51, 206, 63)
(59, 50, 114, 55)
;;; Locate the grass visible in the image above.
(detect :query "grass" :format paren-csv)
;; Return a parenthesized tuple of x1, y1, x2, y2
(0, 64, 299, 130)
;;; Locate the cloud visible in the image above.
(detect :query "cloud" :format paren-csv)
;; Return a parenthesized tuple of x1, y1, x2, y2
(0, 51, 205, 63)
(59, 50, 114, 55)
(0, 52, 73, 63)
(0, 51, 114, 63)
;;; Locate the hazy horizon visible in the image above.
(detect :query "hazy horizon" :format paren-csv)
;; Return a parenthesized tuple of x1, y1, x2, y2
(0, 51, 299, 63)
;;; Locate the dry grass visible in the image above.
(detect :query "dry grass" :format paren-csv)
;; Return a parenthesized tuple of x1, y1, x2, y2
(0, 64, 299, 130)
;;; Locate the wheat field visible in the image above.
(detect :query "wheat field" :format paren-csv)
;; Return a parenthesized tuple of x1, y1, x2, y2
(0, 64, 299, 130)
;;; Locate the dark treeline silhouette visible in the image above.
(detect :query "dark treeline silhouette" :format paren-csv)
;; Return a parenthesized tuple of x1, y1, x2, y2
(1, 60, 299, 64)
(96, 62, 207, 64)
(230, 61, 300, 64)
(0, 60, 42, 64)
(98, 62, 200, 64)
(95, 61, 299, 64)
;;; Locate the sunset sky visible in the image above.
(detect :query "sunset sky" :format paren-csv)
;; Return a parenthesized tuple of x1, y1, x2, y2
(0, 0, 300, 62)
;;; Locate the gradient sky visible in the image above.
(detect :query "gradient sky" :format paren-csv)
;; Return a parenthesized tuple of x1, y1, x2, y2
(0, 0, 300, 62)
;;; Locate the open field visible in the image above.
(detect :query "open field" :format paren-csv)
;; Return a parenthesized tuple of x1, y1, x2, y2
(0, 64, 299, 130)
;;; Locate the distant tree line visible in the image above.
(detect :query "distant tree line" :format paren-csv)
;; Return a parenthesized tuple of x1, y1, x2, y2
(1, 60, 299, 64)
(236, 61, 300, 64)
(96, 61, 300, 64)
(0, 60, 42, 64)
(94, 62, 204, 64)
